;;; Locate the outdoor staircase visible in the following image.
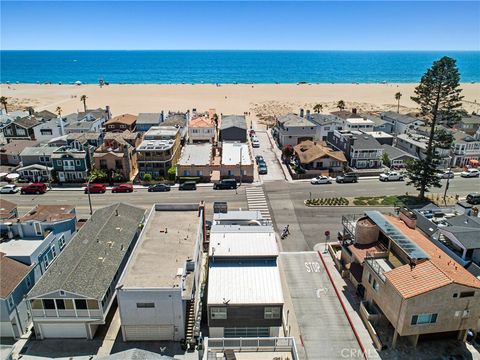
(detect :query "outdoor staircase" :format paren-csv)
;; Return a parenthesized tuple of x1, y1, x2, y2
(185, 300, 195, 341)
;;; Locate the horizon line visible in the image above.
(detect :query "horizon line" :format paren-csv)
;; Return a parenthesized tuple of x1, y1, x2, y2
(1, 49, 479, 52)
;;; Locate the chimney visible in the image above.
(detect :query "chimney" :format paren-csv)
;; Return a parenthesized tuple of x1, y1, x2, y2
(59, 115, 65, 136)
(160, 111, 164, 122)
(300, 108, 304, 118)
(105, 106, 111, 120)
(306, 109, 311, 118)
(115, 209, 119, 216)
(352, 108, 357, 114)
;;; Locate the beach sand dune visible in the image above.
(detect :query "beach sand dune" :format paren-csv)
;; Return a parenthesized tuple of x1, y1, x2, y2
(1, 83, 479, 119)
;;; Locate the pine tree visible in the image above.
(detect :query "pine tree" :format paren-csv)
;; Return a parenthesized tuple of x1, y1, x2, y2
(407, 56, 464, 198)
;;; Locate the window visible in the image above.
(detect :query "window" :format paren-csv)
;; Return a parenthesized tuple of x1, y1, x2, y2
(120, 124, 126, 128)
(197, 170, 203, 176)
(264, 307, 281, 319)
(136, 303, 155, 308)
(60, 290, 66, 296)
(51, 245, 57, 258)
(56, 299, 66, 310)
(108, 125, 115, 129)
(460, 291, 475, 298)
(87, 299, 99, 310)
(368, 273, 372, 284)
(31, 299, 43, 310)
(211, 307, 227, 319)
(57, 160, 62, 166)
(115, 160, 123, 169)
(75, 160, 81, 166)
(4, 128, 12, 135)
(99, 160, 108, 169)
(25, 276, 32, 288)
(411, 313, 437, 325)
(7, 296, 14, 310)
(34, 222, 42, 236)
(74, 299, 87, 310)
(17, 128, 26, 136)
(59, 235, 66, 250)
(372, 279, 379, 292)
(43, 299, 55, 310)
(40, 129, 53, 136)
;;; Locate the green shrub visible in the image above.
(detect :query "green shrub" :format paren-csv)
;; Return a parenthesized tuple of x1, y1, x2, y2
(167, 166, 177, 181)
(143, 173, 152, 182)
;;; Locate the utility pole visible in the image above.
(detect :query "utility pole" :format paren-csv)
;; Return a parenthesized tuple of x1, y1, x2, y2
(239, 145, 242, 187)
(43, 152, 51, 187)
(86, 176, 93, 215)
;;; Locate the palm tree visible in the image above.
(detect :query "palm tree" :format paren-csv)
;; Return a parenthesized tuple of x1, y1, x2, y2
(337, 100, 345, 111)
(395, 92, 402, 113)
(56, 106, 62, 117)
(0, 96, 8, 114)
(313, 104, 323, 114)
(80, 95, 88, 112)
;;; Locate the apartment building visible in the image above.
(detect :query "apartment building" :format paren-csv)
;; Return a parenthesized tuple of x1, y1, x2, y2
(27, 203, 145, 339)
(207, 212, 283, 338)
(176, 143, 213, 182)
(452, 130, 480, 167)
(396, 133, 451, 169)
(137, 126, 181, 179)
(117, 203, 205, 342)
(380, 112, 425, 135)
(104, 114, 137, 133)
(220, 142, 253, 182)
(339, 210, 480, 348)
(273, 113, 316, 147)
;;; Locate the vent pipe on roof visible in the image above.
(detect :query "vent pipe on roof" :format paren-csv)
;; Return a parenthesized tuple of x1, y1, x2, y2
(300, 109, 304, 118)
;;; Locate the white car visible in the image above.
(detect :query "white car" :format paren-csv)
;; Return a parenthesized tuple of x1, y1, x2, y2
(460, 168, 480, 178)
(310, 176, 332, 185)
(437, 170, 454, 179)
(0, 184, 20, 194)
(379, 171, 404, 182)
(251, 137, 260, 148)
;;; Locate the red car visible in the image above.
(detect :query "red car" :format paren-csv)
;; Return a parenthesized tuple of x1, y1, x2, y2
(84, 183, 106, 194)
(20, 183, 47, 195)
(112, 183, 133, 193)
(249, 129, 256, 137)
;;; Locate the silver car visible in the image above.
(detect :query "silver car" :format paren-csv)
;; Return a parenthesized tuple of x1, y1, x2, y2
(0, 184, 19, 194)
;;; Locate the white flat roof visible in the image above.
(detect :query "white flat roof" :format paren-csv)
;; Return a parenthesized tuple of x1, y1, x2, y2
(178, 143, 212, 166)
(209, 230, 278, 257)
(346, 118, 375, 125)
(208, 265, 284, 305)
(213, 211, 263, 222)
(222, 142, 252, 166)
(120, 207, 200, 288)
(0, 239, 43, 258)
(369, 131, 394, 138)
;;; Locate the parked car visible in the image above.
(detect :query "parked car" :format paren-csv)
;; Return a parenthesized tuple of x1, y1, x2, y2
(249, 129, 256, 137)
(379, 171, 404, 182)
(437, 170, 455, 179)
(255, 155, 264, 164)
(20, 183, 47, 195)
(84, 183, 106, 194)
(257, 159, 267, 168)
(258, 164, 268, 175)
(310, 176, 332, 185)
(214, 179, 238, 190)
(460, 168, 480, 178)
(466, 192, 480, 205)
(112, 183, 133, 193)
(0, 184, 19, 194)
(251, 137, 260, 148)
(336, 173, 358, 183)
(179, 181, 197, 191)
(148, 184, 171, 192)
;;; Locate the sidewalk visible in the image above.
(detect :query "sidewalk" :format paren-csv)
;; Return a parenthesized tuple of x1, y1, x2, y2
(264, 129, 293, 182)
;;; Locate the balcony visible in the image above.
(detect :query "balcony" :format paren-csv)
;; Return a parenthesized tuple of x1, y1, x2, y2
(351, 152, 381, 159)
(31, 308, 103, 319)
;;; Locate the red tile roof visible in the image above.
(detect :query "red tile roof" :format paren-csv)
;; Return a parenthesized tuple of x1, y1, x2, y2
(20, 205, 75, 223)
(383, 215, 480, 298)
(105, 114, 137, 126)
(190, 116, 214, 128)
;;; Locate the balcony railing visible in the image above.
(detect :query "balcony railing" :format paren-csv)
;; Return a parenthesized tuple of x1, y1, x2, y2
(31, 308, 103, 319)
(365, 257, 387, 282)
(205, 337, 299, 360)
(351, 152, 382, 159)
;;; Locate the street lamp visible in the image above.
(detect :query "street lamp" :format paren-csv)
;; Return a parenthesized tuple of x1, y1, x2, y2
(86, 175, 95, 215)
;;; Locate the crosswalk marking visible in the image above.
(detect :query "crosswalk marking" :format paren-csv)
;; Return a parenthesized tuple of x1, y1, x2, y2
(245, 186, 271, 222)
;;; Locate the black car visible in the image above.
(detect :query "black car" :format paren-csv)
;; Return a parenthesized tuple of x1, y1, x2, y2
(336, 173, 358, 183)
(179, 181, 197, 190)
(213, 179, 238, 190)
(258, 164, 268, 175)
(255, 155, 264, 164)
(148, 184, 171, 192)
(466, 192, 480, 205)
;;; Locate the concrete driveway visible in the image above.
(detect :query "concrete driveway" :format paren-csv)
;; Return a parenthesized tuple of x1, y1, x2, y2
(280, 252, 362, 360)
(251, 130, 285, 182)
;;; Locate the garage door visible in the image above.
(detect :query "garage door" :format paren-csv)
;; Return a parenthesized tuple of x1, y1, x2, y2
(40, 323, 87, 338)
(123, 325, 174, 341)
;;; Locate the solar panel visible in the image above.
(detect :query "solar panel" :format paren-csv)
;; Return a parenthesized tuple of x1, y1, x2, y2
(365, 211, 430, 260)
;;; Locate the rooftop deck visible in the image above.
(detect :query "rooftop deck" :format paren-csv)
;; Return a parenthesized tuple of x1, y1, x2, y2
(120, 205, 201, 289)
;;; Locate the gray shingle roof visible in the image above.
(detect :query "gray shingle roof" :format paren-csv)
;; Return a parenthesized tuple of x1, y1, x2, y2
(381, 144, 417, 160)
(220, 115, 247, 130)
(20, 145, 59, 157)
(307, 114, 342, 126)
(351, 134, 382, 150)
(98, 349, 174, 360)
(381, 111, 419, 124)
(14, 116, 40, 129)
(27, 203, 145, 299)
(277, 113, 315, 127)
(137, 113, 162, 125)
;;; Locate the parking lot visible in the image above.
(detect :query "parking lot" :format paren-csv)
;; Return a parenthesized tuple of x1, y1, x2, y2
(251, 130, 285, 182)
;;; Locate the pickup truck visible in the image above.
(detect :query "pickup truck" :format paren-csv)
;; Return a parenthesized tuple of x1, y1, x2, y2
(379, 172, 404, 182)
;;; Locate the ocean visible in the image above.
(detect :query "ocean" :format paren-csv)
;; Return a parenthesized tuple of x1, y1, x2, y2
(1, 50, 479, 84)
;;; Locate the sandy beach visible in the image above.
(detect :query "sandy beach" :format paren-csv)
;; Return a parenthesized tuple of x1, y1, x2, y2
(1, 83, 479, 120)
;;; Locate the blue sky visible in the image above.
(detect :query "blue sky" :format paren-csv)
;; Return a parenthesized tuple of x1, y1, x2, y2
(1, 1, 479, 50)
